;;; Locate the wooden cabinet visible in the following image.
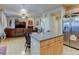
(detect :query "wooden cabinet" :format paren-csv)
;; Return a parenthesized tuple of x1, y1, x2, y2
(40, 46, 48, 55)
(40, 40, 48, 55)
(48, 43, 55, 55)
(40, 35, 63, 55)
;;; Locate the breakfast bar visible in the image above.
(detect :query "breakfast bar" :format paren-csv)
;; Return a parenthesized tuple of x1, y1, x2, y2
(30, 32, 63, 55)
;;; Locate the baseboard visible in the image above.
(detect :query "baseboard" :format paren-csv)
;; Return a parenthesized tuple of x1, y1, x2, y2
(64, 44, 79, 50)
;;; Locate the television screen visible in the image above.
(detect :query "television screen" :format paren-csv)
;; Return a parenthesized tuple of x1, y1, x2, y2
(15, 22, 26, 28)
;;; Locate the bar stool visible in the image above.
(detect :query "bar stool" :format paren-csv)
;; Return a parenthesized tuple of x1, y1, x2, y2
(24, 32, 31, 52)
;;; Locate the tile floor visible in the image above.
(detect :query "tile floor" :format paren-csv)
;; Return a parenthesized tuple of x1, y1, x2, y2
(63, 46, 79, 55)
(0, 37, 79, 55)
(0, 37, 27, 55)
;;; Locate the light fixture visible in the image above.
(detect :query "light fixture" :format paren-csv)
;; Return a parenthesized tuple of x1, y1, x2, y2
(21, 16, 26, 19)
(20, 8, 27, 15)
(20, 4, 28, 19)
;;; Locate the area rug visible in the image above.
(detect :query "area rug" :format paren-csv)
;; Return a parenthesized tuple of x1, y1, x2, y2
(0, 46, 7, 55)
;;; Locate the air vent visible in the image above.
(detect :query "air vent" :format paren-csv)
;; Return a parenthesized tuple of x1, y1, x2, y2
(72, 12, 79, 14)
(63, 15, 70, 18)
(71, 12, 79, 17)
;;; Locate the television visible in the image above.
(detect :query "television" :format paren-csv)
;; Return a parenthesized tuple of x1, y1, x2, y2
(15, 22, 26, 28)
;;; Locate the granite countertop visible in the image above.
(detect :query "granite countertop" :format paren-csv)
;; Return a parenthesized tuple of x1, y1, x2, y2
(30, 32, 63, 41)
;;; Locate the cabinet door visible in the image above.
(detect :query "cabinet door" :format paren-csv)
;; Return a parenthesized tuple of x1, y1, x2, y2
(40, 36, 63, 55)
(40, 46, 48, 55)
(54, 40, 63, 55)
(58, 42, 63, 54)
(59, 36, 63, 54)
(48, 37, 63, 55)
(48, 36, 63, 55)
(48, 43, 55, 55)
(40, 40, 48, 55)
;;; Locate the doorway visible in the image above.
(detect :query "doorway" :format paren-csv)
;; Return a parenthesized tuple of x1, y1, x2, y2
(51, 11, 61, 34)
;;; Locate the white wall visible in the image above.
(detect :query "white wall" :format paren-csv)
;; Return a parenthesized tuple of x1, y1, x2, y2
(7, 17, 15, 28)
(0, 11, 8, 35)
(34, 17, 41, 29)
(0, 11, 16, 29)
(2, 12, 7, 28)
(0, 11, 7, 28)
(40, 14, 50, 32)
(40, 5, 64, 35)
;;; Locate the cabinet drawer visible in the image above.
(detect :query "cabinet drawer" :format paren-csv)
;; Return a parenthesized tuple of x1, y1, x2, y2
(40, 40, 48, 48)
(48, 38, 56, 45)
(56, 36, 63, 41)
(60, 36, 63, 41)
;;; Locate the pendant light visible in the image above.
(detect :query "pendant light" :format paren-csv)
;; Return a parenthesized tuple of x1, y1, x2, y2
(20, 4, 27, 19)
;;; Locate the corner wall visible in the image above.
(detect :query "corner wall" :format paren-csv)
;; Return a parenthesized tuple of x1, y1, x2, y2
(40, 5, 65, 35)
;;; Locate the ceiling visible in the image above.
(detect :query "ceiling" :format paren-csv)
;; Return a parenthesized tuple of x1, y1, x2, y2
(0, 4, 61, 17)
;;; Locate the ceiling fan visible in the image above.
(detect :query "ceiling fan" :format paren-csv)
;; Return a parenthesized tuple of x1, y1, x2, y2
(20, 4, 28, 19)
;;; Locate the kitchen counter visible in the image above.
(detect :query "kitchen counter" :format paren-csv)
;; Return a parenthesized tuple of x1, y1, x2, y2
(30, 32, 63, 55)
(31, 32, 62, 41)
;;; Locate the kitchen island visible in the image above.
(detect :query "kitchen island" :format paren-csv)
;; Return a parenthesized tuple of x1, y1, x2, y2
(30, 32, 63, 55)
